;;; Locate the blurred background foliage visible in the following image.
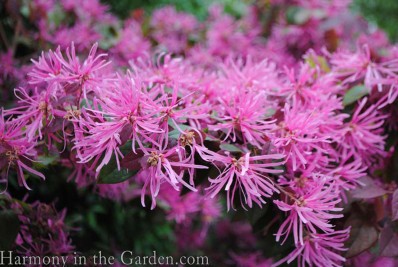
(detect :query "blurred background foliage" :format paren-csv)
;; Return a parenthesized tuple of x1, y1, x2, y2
(101, 0, 254, 20)
(352, 0, 398, 42)
(102, 0, 398, 43)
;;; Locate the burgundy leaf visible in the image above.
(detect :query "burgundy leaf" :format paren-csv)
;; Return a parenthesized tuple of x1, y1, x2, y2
(351, 176, 387, 199)
(379, 224, 398, 257)
(120, 150, 144, 171)
(392, 189, 398, 221)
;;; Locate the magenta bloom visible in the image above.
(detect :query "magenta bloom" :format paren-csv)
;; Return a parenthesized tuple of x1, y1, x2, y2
(2, 2, 398, 265)
(337, 98, 387, 165)
(16, 201, 74, 260)
(138, 146, 207, 209)
(29, 48, 63, 87)
(0, 109, 45, 191)
(327, 152, 367, 192)
(274, 104, 332, 170)
(111, 19, 150, 65)
(52, 22, 102, 52)
(5, 88, 54, 142)
(210, 90, 276, 148)
(158, 184, 202, 224)
(54, 42, 112, 98)
(73, 74, 160, 174)
(150, 6, 198, 53)
(274, 177, 342, 245)
(330, 44, 398, 94)
(272, 228, 350, 267)
(197, 147, 284, 210)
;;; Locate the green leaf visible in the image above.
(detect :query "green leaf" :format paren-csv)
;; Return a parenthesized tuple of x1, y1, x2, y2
(47, 5, 66, 28)
(220, 143, 243, 153)
(0, 210, 20, 250)
(305, 55, 330, 72)
(97, 142, 138, 184)
(286, 6, 312, 25)
(33, 154, 59, 169)
(343, 85, 369, 106)
(168, 123, 191, 139)
(97, 168, 138, 184)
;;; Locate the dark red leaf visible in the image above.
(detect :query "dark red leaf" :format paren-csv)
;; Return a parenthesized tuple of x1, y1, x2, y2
(379, 224, 398, 257)
(120, 150, 144, 171)
(351, 176, 387, 199)
(392, 189, 398, 221)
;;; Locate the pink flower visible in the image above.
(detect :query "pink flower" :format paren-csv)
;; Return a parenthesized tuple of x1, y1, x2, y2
(72, 73, 160, 174)
(0, 109, 45, 191)
(5, 88, 54, 141)
(280, 63, 341, 108)
(29, 48, 63, 86)
(274, 177, 342, 245)
(0, 50, 21, 84)
(274, 104, 332, 170)
(52, 22, 101, 52)
(16, 201, 74, 260)
(150, 6, 198, 53)
(330, 44, 398, 94)
(348, 251, 398, 267)
(272, 228, 350, 267)
(210, 90, 276, 149)
(138, 146, 207, 209)
(216, 57, 282, 95)
(205, 6, 263, 59)
(54, 42, 112, 99)
(132, 53, 201, 89)
(158, 184, 202, 224)
(327, 152, 367, 192)
(197, 147, 284, 210)
(337, 98, 387, 165)
(153, 85, 209, 149)
(111, 19, 150, 65)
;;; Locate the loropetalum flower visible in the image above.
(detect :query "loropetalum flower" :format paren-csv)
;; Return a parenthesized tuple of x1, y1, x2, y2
(210, 90, 277, 149)
(5, 88, 54, 142)
(274, 176, 343, 246)
(327, 152, 368, 192)
(274, 103, 332, 171)
(137, 147, 207, 209)
(197, 147, 284, 210)
(72, 74, 160, 174)
(157, 184, 202, 224)
(337, 98, 387, 165)
(330, 44, 398, 104)
(330, 44, 377, 87)
(54, 42, 112, 99)
(272, 228, 350, 267)
(15, 201, 74, 262)
(111, 19, 150, 66)
(52, 22, 102, 52)
(150, 6, 198, 53)
(0, 109, 45, 191)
